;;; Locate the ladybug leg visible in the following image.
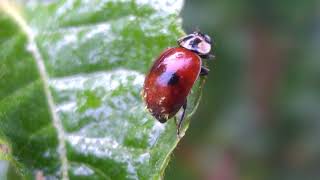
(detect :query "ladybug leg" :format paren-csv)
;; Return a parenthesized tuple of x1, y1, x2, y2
(174, 116, 178, 127)
(200, 66, 209, 76)
(177, 100, 187, 137)
(200, 54, 215, 60)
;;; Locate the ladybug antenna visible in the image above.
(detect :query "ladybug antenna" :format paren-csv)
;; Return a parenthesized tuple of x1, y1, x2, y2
(193, 26, 200, 34)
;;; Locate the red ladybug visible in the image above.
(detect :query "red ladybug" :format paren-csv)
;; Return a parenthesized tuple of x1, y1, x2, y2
(143, 31, 214, 136)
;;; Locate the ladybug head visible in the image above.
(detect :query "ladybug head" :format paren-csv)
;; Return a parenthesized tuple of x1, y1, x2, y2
(178, 31, 212, 56)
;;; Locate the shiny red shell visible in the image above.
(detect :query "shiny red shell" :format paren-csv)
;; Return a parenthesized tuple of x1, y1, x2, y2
(143, 47, 201, 123)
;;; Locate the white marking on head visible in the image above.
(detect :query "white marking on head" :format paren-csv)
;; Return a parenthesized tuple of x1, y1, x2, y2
(178, 32, 213, 55)
(197, 41, 211, 55)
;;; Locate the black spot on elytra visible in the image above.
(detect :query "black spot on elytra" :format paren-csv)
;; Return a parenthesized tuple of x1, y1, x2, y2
(168, 73, 180, 86)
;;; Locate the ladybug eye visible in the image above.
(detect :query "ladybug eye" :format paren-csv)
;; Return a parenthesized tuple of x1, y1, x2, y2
(204, 34, 212, 44)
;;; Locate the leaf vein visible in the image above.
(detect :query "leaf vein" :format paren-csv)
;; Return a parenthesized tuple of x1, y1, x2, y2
(0, 1, 69, 179)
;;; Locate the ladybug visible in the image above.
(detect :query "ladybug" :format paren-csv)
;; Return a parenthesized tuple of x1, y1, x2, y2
(142, 31, 214, 136)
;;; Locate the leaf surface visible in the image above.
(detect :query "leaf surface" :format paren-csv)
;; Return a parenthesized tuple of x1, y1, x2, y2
(0, 0, 204, 179)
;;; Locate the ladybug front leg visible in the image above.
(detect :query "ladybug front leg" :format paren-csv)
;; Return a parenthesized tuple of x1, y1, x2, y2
(200, 66, 209, 76)
(200, 54, 215, 60)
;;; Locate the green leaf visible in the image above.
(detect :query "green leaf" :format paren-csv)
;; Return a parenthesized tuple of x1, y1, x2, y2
(0, 0, 205, 179)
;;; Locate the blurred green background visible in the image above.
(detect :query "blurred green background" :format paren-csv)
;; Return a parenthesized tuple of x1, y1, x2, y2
(166, 0, 320, 179)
